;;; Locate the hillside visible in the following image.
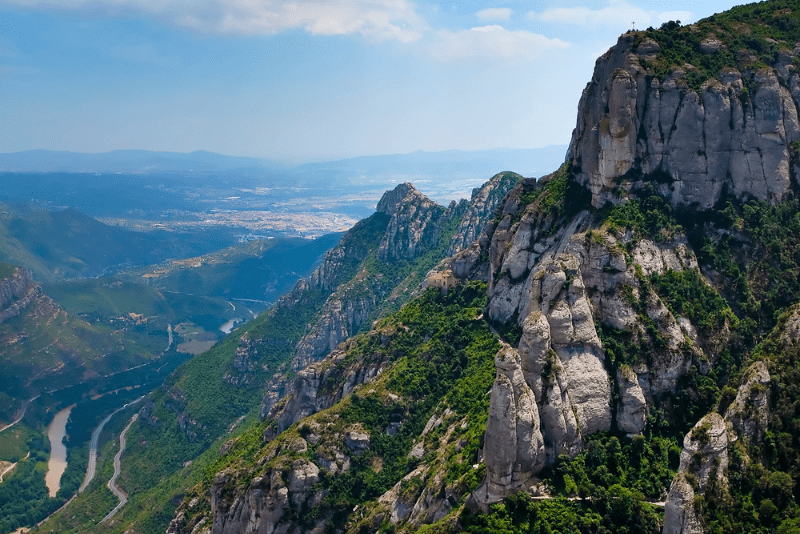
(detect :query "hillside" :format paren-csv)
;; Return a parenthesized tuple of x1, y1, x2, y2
(0, 204, 241, 282)
(156, 2, 800, 534)
(27, 173, 520, 534)
(114, 234, 342, 304)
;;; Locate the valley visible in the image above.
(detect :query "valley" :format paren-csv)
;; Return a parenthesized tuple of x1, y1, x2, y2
(6, 1, 800, 534)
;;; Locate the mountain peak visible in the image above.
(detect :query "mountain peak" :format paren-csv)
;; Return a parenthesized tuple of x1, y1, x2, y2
(375, 182, 427, 216)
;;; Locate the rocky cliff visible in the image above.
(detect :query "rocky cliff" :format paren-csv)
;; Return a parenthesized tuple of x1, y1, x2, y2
(0, 266, 43, 324)
(281, 175, 518, 385)
(570, 21, 800, 208)
(167, 3, 800, 534)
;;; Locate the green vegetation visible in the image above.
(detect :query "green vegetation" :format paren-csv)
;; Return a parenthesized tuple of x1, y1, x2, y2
(0, 423, 34, 462)
(0, 431, 61, 534)
(462, 490, 663, 534)
(325, 282, 497, 515)
(548, 433, 680, 501)
(602, 185, 681, 242)
(23, 403, 148, 534)
(638, 0, 800, 90)
(685, 197, 800, 341)
(651, 269, 736, 333)
(176, 282, 499, 532)
(690, 308, 800, 533)
(516, 163, 592, 233)
(116, 233, 342, 303)
(0, 261, 15, 279)
(73, 211, 392, 533)
(0, 202, 239, 282)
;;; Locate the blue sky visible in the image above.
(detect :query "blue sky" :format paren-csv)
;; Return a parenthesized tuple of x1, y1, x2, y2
(0, 0, 742, 162)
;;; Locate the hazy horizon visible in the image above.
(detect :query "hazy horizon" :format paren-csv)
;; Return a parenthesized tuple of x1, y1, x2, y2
(1, 1, 742, 162)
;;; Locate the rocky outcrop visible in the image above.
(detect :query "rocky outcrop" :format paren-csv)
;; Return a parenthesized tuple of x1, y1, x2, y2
(172, 458, 324, 534)
(290, 296, 376, 370)
(663, 359, 772, 534)
(0, 267, 43, 324)
(223, 334, 259, 386)
(455, 167, 717, 506)
(724, 360, 771, 444)
(662, 474, 704, 534)
(616, 365, 647, 435)
(471, 345, 545, 509)
(663, 413, 729, 534)
(262, 344, 387, 438)
(570, 32, 800, 208)
(446, 172, 524, 256)
(376, 183, 444, 262)
(290, 178, 516, 371)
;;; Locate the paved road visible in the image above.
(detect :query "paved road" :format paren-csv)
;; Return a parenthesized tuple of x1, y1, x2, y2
(0, 452, 29, 483)
(101, 413, 138, 523)
(79, 396, 145, 493)
(0, 396, 38, 434)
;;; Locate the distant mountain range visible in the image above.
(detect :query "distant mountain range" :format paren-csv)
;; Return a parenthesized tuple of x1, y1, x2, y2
(0, 149, 270, 175)
(0, 146, 567, 184)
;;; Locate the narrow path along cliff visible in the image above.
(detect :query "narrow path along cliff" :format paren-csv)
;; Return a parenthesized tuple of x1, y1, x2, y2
(101, 413, 138, 523)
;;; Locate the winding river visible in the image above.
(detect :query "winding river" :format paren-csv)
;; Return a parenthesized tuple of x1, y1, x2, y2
(45, 404, 75, 498)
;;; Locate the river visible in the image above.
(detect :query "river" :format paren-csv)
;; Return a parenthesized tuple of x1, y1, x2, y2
(45, 404, 75, 498)
(220, 318, 238, 334)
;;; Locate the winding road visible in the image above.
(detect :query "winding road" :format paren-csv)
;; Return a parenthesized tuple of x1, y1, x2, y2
(0, 396, 38, 434)
(101, 413, 138, 523)
(79, 396, 145, 493)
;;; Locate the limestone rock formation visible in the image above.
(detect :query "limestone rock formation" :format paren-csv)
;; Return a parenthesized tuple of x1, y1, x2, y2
(570, 33, 800, 208)
(724, 360, 771, 445)
(446, 172, 525, 255)
(616, 365, 647, 435)
(290, 178, 514, 371)
(262, 346, 386, 439)
(663, 413, 729, 534)
(471, 345, 545, 509)
(662, 474, 704, 534)
(0, 267, 43, 324)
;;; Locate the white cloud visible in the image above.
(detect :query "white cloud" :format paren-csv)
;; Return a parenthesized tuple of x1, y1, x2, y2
(529, 0, 692, 31)
(430, 25, 568, 61)
(476, 7, 512, 21)
(3, 0, 427, 42)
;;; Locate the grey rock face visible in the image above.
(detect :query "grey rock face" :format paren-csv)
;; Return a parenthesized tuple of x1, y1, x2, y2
(725, 360, 771, 444)
(293, 179, 513, 372)
(569, 33, 800, 208)
(459, 173, 713, 503)
(290, 296, 375, 370)
(616, 366, 647, 434)
(663, 474, 703, 534)
(446, 172, 523, 256)
(663, 359, 773, 534)
(779, 306, 800, 347)
(262, 348, 385, 438)
(473, 345, 545, 508)
(0, 267, 43, 324)
(198, 463, 325, 534)
(663, 413, 728, 534)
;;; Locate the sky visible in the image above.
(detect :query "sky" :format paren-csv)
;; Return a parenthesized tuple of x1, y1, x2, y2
(0, 0, 745, 162)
